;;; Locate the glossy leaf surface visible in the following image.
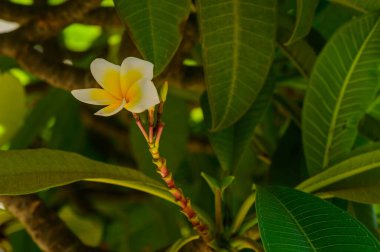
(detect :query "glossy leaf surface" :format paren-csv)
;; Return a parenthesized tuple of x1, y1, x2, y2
(256, 186, 380, 252)
(197, 0, 276, 130)
(302, 13, 380, 175)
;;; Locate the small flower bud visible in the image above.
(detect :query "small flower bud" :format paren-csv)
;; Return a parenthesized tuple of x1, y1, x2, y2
(159, 81, 168, 102)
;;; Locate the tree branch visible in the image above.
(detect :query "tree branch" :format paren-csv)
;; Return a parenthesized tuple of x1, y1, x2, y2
(0, 1, 39, 24)
(0, 1, 120, 28)
(0, 194, 103, 252)
(23, 0, 101, 41)
(82, 8, 121, 27)
(17, 46, 97, 90)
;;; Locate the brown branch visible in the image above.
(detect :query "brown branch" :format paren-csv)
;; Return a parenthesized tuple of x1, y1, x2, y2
(10, 0, 102, 42)
(0, 194, 103, 252)
(17, 46, 97, 90)
(0, 2, 203, 93)
(0, 1, 39, 24)
(0, 33, 97, 90)
(0, 2, 120, 28)
(82, 8, 121, 27)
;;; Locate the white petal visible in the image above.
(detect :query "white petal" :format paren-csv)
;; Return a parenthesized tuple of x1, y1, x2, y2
(95, 99, 126, 117)
(125, 79, 160, 113)
(0, 19, 19, 34)
(121, 57, 154, 80)
(120, 57, 154, 96)
(71, 88, 117, 105)
(90, 58, 122, 98)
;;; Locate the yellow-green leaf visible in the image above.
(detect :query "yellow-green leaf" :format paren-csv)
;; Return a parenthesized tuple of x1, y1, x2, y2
(0, 148, 173, 203)
(0, 73, 26, 146)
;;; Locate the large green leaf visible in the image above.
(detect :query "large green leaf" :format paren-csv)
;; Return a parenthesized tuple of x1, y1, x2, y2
(114, 0, 191, 75)
(285, 0, 319, 45)
(0, 148, 173, 203)
(202, 80, 274, 172)
(315, 167, 380, 204)
(302, 13, 380, 175)
(297, 147, 380, 203)
(197, 0, 276, 130)
(331, 0, 380, 12)
(256, 186, 380, 252)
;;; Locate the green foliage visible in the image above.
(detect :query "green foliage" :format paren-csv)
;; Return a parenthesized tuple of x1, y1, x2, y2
(0, 148, 172, 202)
(332, 0, 380, 12)
(202, 80, 274, 172)
(297, 147, 380, 204)
(10, 88, 72, 149)
(0, 74, 26, 146)
(277, 16, 317, 78)
(256, 186, 380, 251)
(285, 0, 319, 45)
(58, 206, 103, 246)
(201, 172, 234, 198)
(2, 0, 380, 251)
(197, 0, 276, 130)
(114, 0, 191, 75)
(302, 13, 380, 175)
(62, 24, 102, 52)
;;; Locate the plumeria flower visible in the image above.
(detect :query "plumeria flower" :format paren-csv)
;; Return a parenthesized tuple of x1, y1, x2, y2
(71, 57, 160, 116)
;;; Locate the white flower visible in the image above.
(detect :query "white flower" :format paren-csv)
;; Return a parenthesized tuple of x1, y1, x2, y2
(71, 57, 160, 116)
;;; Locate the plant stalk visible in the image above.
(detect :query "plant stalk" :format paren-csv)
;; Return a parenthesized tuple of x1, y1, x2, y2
(148, 142, 212, 242)
(215, 189, 223, 234)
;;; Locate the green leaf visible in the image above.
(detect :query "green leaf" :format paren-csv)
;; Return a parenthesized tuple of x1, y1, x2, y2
(285, 0, 319, 45)
(256, 186, 380, 252)
(59, 206, 103, 247)
(230, 186, 256, 235)
(201, 172, 234, 197)
(348, 202, 379, 238)
(197, 0, 276, 130)
(167, 235, 199, 252)
(202, 80, 274, 172)
(220, 176, 235, 193)
(278, 16, 317, 78)
(302, 13, 380, 176)
(0, 73, 26, 146)
(201, 172, 219, 194)
(62, 24, 102, 52)
(297, 147, 380, 203)
(0, 148, 173, 203)
(316, 168, 380, 204)
(331, 0, 380, 12)
(114, 0, 191, 75)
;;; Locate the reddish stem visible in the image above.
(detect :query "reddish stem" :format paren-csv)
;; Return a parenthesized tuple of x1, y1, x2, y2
(150, 153, 212, 242)
(133, 113, 148, 142)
